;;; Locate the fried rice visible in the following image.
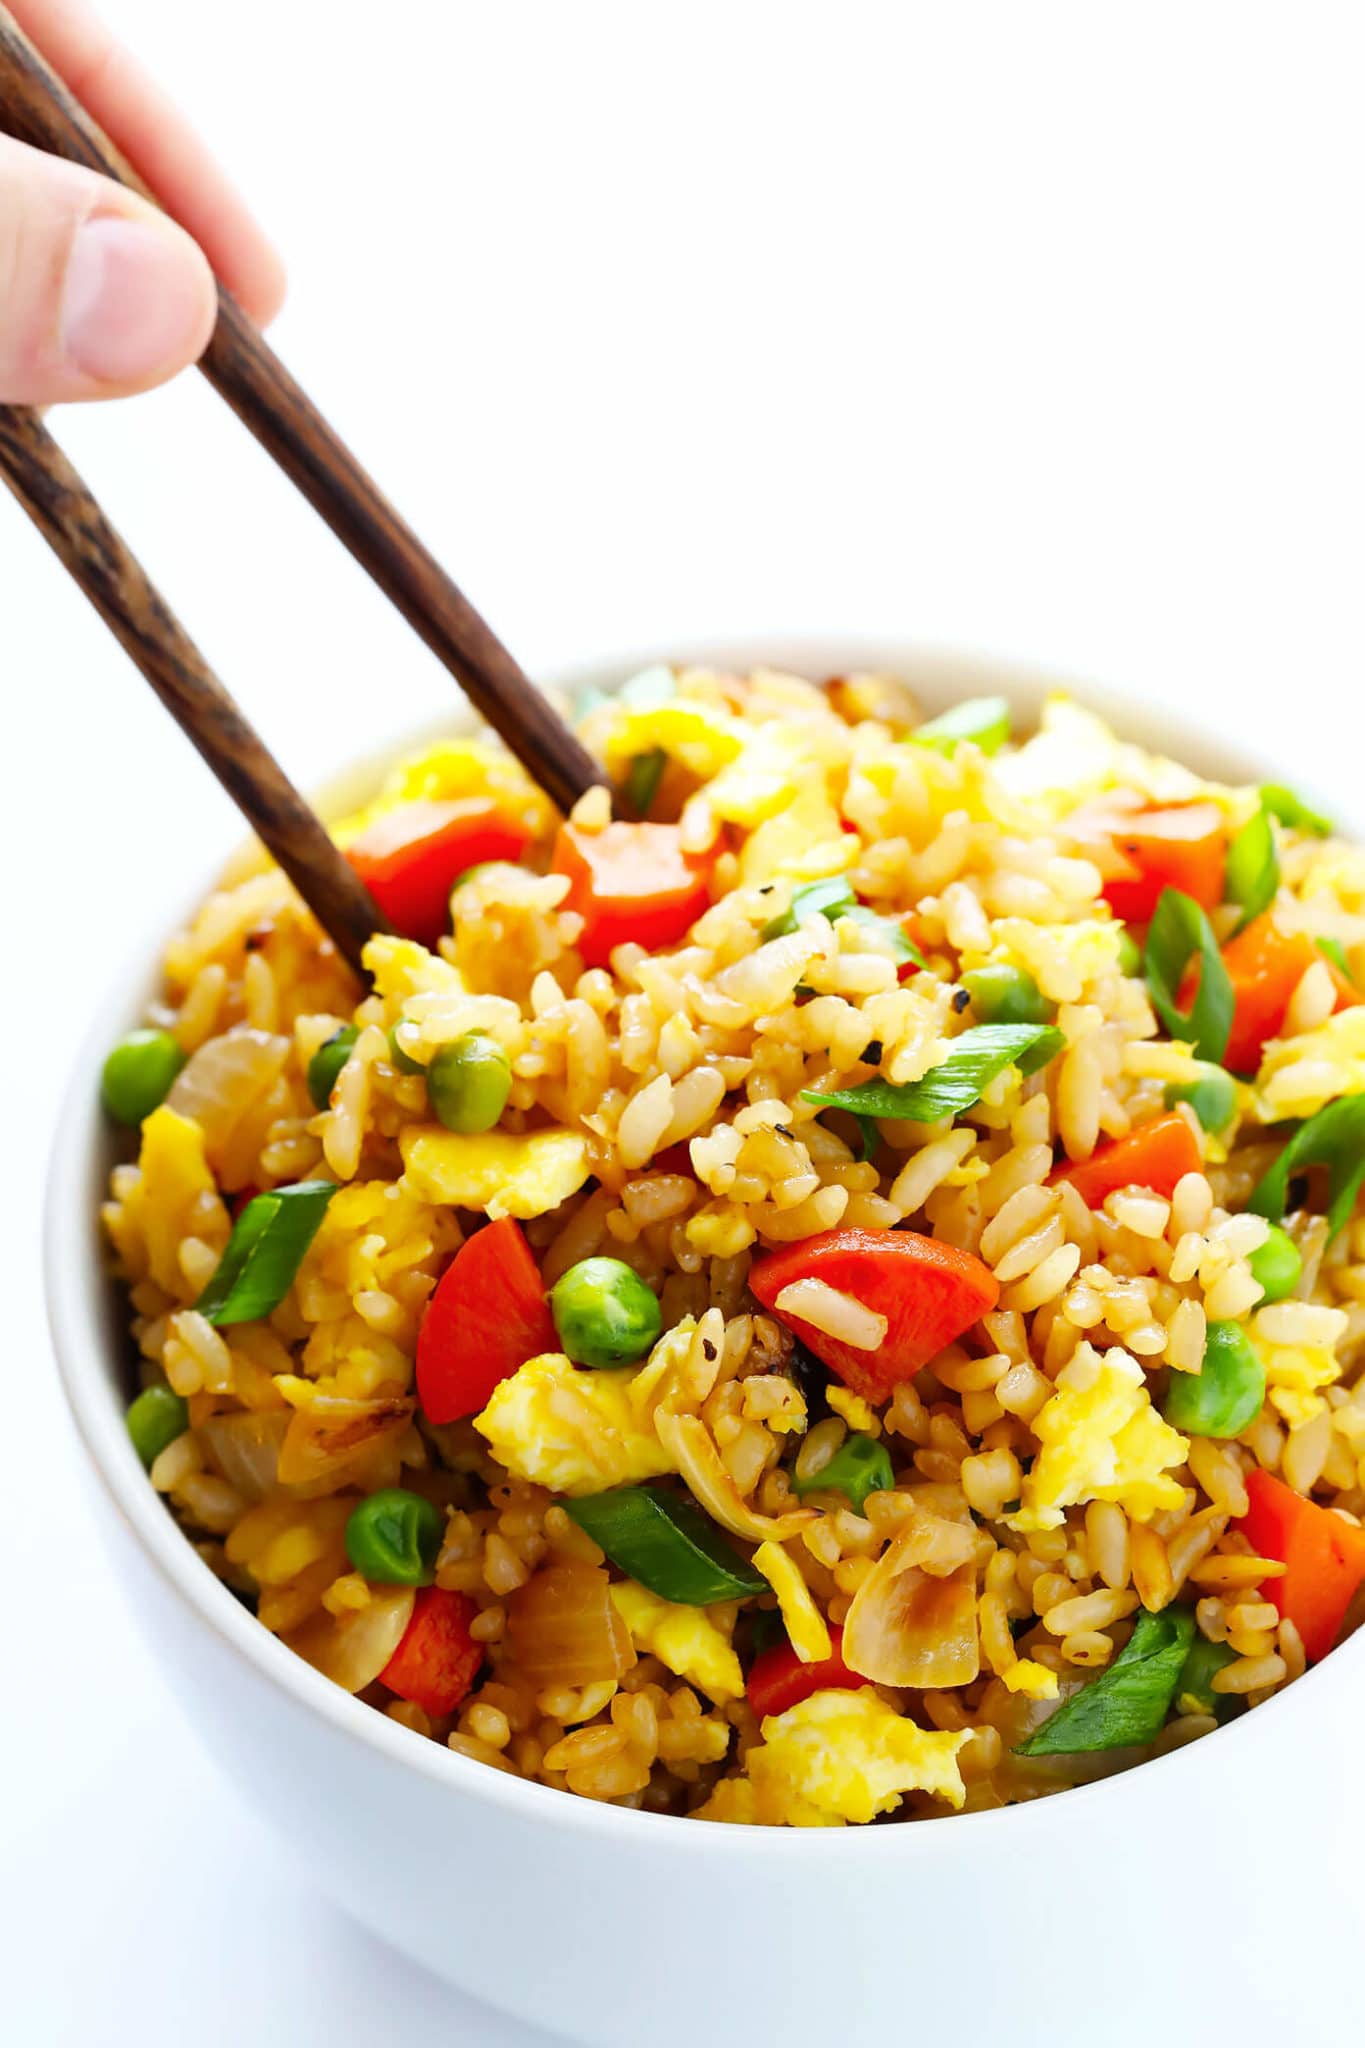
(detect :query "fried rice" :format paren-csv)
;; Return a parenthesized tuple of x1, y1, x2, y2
(100, 664, 1365, 1826)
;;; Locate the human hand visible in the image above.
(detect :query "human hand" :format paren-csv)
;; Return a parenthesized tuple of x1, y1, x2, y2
(0, 0, 284, 404)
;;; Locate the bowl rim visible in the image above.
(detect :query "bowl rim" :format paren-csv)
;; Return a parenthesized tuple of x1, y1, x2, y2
(45, 632, 1363, 1856)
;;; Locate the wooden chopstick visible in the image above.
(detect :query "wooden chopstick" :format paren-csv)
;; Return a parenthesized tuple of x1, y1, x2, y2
(0, 405, 386, 977)
(0, 4, 603, 818)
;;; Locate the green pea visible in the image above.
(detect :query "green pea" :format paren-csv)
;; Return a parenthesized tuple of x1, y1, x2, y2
(1116, 928, 1143, 977)
(426, 1032, 512, 1133)
(792, 1432, 893, 1512)
(126, 1384, 189, 1468)
(1175, 1633, 1243, 1723)
(551, 1257, 662, 1369)
(1248, 1224, 1302, 1305)
(307, 1025, 359, 1110)
(101, 1029, 186, 1126)
(1163, 1321, 1265, 1438)
(388, 1024, 427, 1075)
(1164, 1061, 1238, 1136)
(345, 1488, 445, 1585)
(961, 964, 1053, 1027)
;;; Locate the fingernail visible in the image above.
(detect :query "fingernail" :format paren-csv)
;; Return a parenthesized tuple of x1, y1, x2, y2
(61, 214, 211, 385)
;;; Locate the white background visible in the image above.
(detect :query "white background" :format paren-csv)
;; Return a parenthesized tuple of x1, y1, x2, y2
(3, 2, 1364, 2042)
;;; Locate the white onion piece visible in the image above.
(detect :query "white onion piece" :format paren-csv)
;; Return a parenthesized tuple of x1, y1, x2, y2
(199, 1410, 290, 1500)
(166, 1027, 290, 1164)
(843, 1551, 980, 1688)
(654, 1410, 814, 1542)
(276, 1395, 414, 1488)
(284, 1584, 415, 1693)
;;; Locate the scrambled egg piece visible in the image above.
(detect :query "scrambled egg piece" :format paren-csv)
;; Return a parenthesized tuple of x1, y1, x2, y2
(990, 917, 1123, 1005)
(737, 782, 849, 886)
(609, 1583, 744, 1701)
(107, 1105, 216, 1300)
(334, 737, 550, 844)
(1257, 1007, 1365, 1117)
(826, 1386, 879, 1436)
(362, 934, 463, 1002)
(1002, 1659, 1060, 1701)
(1256, 1339, 1343, 1428)
(602, 699, 743, 781)
(400, 1127, 590, 1220)
(701, 1690, 968, 1827)
(751, 1541, 831, 1663)
(1010, 1343, 1189, 1532)
(474, 1353, 672, 1495)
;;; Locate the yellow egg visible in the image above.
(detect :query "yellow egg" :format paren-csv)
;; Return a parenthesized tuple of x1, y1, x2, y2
(1002, 1659, 1060, 1701)
(1259, 1340, 1342, 1427)
(609, 1583, 744, 1701)
(603, 701, 743, 780)
(750, 1541, 831, 1664)
(744, 1689, 969, 1825)
(399, 1127, 590, 1219)
(1257, 1007, 1365, 1116)
(107, 1105, 216, 1300)
(1011, 1342, 1188, 1532)
(474, 1353, 673, 1496)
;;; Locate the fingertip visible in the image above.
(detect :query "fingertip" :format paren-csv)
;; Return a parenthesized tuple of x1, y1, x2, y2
(61, 204, 218, 395)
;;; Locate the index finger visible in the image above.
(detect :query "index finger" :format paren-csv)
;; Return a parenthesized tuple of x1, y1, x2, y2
(6, 0, 286, 324)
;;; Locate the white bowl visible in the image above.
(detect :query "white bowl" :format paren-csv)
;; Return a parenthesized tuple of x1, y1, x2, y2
(45, 641, 1365, 2047)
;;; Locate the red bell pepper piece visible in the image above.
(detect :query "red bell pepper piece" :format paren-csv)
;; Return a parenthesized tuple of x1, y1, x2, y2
(1051, 1111, 1203, 1208)
(1073, 801, 1227, 926)
(379, 1588, 482, 1717)
(749, 1227, 999, 1403)
(552, 821, 713, 969)
(347, 798, 531, 947)
(1216, 913, 1357, 1076)
(1237, 1466, 1365, 1664)
(746, 1624, 863, 1719)
(416, 1217, 556, 1423)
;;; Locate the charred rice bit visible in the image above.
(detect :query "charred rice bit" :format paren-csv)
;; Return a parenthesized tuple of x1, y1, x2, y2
(99, 669, 1365, 1825)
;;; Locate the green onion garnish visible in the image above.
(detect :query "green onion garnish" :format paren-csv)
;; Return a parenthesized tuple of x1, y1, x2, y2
(564, 1486, 767, 1604)
(624, 747, 667, 818)
(1247, 1094, 1365, 1244)
(1143, 887, 1234, 1065)
(1260, 784, 1331, 837)
(910, 696, 1011, 758)
(792, 1432, 893, 1512)
(1318, 937, 1353, 982)
(1015, 1607, 1196, 1756)
(196, 1180, 337, 1326)
(1224, 807, 1280, 931)
(802, 1021, 1064, 1123)
(761, 875, 856, 942)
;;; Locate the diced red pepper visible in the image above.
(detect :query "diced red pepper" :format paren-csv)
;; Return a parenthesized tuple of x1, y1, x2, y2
(1216, 913, 1357, 1076)
(746, 1624, 863, 1719)
(1072, 801, 1227, 926)
(416, 1217, 556, 1423)
(1051, 1111, 1203, 1208)
(1237, 1467, 1365, 1664)
(552, 821, 713, 969)
(749, 1227, 999, 1403)
(650, 1142, 695, 1177)
(347, 798, 531, 947)
(379, 1588, 482, 1717)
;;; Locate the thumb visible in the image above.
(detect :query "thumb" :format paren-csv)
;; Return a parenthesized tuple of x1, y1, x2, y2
(0, 132, 217, 405)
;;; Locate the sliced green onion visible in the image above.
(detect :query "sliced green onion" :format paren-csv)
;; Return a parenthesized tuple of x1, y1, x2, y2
(760, 875, 857, 942)
(565, 1486, 767, 1604)
(126, 1384, 189, 1468)
(307, 1025, 359, 1110)
(792, 1432, 893, 1512)
(1116, 928, 1143, 978)
(1015, 1606, 1196, 1756)
(851, 1111, 881, 1163)
(1163, 1061, 1238, 1135)
(960, 964, 1053, 1027)
(1143, 887, 1234, 1065)
(1162, 1321, 1265, 1438)
(1175, 1635, 1243, 1722)
(803, 1021, 1065, 1123)
(1224, 808, 1279, 931)
(624, 747, 667, 817)
(196, 1180, 337, 1326)
(1261, 784, 1330, 837)
(910, 696, 1011, 758)
(345, 1488, 444, 1585)
(1318, 937, 1353, 983)
(1248, 1094, 1365, 1244)
(842, 904, 926, 967)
